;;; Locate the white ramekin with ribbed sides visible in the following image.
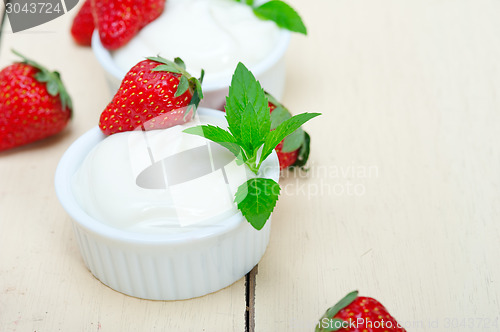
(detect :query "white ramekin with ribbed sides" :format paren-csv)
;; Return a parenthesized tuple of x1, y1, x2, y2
(55, 108, 280, 300)
(91, 29, 290, 110)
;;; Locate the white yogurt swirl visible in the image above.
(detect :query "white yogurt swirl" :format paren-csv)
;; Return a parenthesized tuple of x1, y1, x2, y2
(112, 0, 281, 86)
(72, 114, 253, 234)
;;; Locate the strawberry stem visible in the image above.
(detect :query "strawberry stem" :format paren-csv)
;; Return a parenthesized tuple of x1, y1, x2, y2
(316, 290, 359, 332)
(12, 49, 73, 112)
(147, 55, 204, 119)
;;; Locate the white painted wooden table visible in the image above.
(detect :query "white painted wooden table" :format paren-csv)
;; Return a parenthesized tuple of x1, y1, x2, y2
(1, 1, 499, 331)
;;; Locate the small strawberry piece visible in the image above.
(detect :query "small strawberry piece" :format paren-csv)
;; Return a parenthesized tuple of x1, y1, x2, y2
(0, 51, 72, 152)
(274, 140, 299, 169)
(142, 0, 166, 26)
(267, 94, 311, 170)
(317, 291, 406, 332)
(70, 0, 94, 46)
(99, 56, 203, 136)
(92, 0, 166, 50)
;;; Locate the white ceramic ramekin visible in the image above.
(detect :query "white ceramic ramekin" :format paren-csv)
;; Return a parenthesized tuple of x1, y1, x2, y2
(55, 108, 280, 300)
(91, 29, 291, 110)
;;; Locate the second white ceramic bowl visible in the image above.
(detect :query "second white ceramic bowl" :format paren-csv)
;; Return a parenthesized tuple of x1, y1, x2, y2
(91, 29, 291, 110)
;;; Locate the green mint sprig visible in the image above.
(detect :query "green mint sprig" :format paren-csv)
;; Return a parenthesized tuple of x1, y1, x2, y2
(234, 0, 307, 35)
(183, 62, 320, 230)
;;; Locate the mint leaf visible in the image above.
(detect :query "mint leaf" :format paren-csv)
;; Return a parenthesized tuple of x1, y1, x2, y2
(268, 93, 304, 153)
(225, 63, 271, 151)
(239, 102, 268, 165)
(234, 178, 280, 230)
(270, 105, 291, 129)
(260, 112, 320, 165)
(183, 125, 242, 159)
(281, 127, 304, 152)
(253, 1, 307, 35)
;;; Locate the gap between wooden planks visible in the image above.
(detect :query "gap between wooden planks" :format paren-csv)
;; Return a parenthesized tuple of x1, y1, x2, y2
(246, 265, 258, 332)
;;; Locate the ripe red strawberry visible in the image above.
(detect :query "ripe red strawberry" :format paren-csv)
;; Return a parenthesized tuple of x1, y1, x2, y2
(267, 93, 311, 170)
(70, 0, 94, 46)
(0, 51, 72, 152)
(99, 56, 203, 135)
(316, 291, 406, 332)
(91, 0, 166, 50)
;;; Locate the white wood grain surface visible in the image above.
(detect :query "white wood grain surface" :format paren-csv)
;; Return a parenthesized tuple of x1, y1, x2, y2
(1, 0, 500, 331)
(0, 5, 246, 332)
(255, 0, 500, 331)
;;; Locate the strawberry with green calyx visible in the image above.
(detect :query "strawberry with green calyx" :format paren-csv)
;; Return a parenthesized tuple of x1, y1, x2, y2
(92, 0, 166, 50)
(184, 62, 320, 230)
(316, 291, 407, 332)
(0, 50, 72, 152)
(70, 0, 94, 46)
(99, 56, 203, 136)
(267, 93, 311, 170)
(233, 0, 307, 35)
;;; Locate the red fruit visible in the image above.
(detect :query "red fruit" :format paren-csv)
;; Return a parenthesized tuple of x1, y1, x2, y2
(267, 94, 310, 170)
(142, 0, 166, 25)
(99, 56, 203, 136)
(92, 0, 166, 50)
(274, 140, 299, 169)
(70, 0, 94, 46)
(317, 291, 406, 332)
(0, 51, 72, 152)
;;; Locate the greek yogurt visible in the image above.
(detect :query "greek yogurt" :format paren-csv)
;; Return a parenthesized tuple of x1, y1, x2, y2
(72, 113, 253, 234)
(112, 0, 282, 86)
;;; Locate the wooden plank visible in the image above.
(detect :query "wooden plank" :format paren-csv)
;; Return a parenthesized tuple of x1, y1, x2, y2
(0, 4, 246, 332)
(255, 0, 500, 331)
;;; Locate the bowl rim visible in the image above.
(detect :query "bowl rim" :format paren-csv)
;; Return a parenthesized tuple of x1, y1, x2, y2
(91, 25, 291, 92)
(55, 108, 279, 245)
